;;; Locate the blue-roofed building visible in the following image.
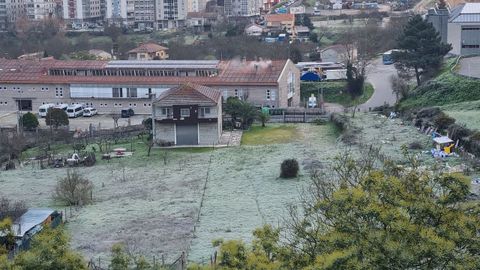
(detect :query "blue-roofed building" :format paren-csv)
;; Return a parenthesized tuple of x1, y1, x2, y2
(448, 3, 480, 55)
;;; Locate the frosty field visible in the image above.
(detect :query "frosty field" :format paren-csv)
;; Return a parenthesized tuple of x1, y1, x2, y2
(0, 113, 457, 264)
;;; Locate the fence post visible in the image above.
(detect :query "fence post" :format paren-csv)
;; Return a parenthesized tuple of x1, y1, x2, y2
(282, 110, 285, 123)
(304, 111, 306, 123)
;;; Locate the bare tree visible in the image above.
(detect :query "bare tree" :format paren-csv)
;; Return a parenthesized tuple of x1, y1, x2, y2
(54, 170, 93, 206)
(0, 197, 27, 221)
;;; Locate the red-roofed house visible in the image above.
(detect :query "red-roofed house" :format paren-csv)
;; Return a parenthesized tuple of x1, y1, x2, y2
(128, 42, 169, 60)
(264, 14, 295, 35)
(152, 83, 222, 145)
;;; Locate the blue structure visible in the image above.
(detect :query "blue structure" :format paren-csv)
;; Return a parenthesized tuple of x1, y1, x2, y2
(301, 72, 321, 82)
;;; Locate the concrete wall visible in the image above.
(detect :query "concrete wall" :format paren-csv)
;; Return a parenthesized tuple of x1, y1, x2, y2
(448, 22, 480, 55)
(198, 122, 218, 145)
(277, 59, 301, 108)
(155, 122, 175, 143)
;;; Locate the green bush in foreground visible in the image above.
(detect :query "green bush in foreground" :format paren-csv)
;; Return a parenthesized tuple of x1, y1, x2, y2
(191, 151, 480, 270)
(280, 159, 299, 178)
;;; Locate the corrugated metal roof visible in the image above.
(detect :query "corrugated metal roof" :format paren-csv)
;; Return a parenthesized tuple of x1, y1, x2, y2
(449, 3, 480, 22)
(13, 208, 55, 237)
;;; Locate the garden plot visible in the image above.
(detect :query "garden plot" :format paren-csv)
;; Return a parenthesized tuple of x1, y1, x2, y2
(0, 152, 209, 263)
(1, 113, 471, 264)
(188, 123, 341, 263)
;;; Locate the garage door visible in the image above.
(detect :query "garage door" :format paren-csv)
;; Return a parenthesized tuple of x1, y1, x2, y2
(176, 123, 198, 145)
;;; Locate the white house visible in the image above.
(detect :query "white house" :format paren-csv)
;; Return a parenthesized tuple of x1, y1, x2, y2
(245, 24, 264, 36)
(448, 3, 480, 55)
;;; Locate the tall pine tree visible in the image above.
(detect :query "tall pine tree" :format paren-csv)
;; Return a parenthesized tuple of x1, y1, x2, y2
(394, 15, 451, 86)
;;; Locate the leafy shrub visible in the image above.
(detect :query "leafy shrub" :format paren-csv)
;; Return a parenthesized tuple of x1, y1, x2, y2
(408, 141, 423, 150)
(434, 113, 455, 130)
(21, 112, 39, 130)
(416, 107, 442, 119)
(312, 118, 327, 125)
(280, 159, 299, 178)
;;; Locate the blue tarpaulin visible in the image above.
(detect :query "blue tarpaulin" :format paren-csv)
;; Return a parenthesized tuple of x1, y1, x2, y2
(301, 72, 321, 81)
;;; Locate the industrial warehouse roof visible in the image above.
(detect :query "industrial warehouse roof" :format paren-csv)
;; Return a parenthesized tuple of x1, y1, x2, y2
(154, 83, 221, 106)
(450, 3, 480, 23)
(0, 59, 288, 86)
(105, 60, 220, 69)
(12, 208, 55, 237)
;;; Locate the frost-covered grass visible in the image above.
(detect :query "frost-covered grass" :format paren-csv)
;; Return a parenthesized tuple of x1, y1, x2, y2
(241, 125, 299, 145)
(441, 100, 480, 131)
(1, 114, 461, 264)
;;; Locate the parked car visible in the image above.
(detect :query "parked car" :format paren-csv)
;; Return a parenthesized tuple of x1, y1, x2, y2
(83, 107, 97, 117)
(121, 108, 134, 118)
(54, 104, 68, 111)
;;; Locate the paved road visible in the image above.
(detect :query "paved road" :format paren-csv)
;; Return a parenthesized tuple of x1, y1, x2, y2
(359, 57, 398, 111)
(457, 56, 480, 79)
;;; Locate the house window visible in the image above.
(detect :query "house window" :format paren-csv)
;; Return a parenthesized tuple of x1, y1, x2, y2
(161, 107, 172, 116)
(180, 108, 190, 117)
(234, 89, 238, 97)
(112, 87, 123, 98)
(199, 107, 211, 117)
(55, 89, 63, 97)
(127, 88, 137, 97)
(266, 90, 271, 100)
(271, 90, 276, 101)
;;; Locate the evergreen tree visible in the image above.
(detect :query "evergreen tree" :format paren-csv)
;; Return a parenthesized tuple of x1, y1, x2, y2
(394, 15, 452, 86)
(21, 112, 39, 130)
(45, 108, 69, 129)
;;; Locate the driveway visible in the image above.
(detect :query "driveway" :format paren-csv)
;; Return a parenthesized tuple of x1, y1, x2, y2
(359, 57, 398, 111)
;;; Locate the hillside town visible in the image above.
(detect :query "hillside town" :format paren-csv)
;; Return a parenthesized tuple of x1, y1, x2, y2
(0, 0, 480, 269)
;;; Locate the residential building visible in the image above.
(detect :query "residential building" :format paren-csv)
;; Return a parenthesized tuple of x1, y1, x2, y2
(187, 0, 207, 12)
(26, 0, 57, 20)
(0, 58, 300, 114)
(263, 13, 295, 36)
(152, 83, 222, 145)
(186, 11, 217, 31)
(132, 0, 155, 28)
(245, 23, 264, 36)
(448, 3, 480, 55)
(155, 0, 187, 29)
(7, 0, 27, 25)
(128, 42, 169, 60)
(0, 0, 7, 30)
(262, 0, 279, 11)
(224, 0, 262, 16)
(88, 49, 113, 60)
(62, 0, 102, 23)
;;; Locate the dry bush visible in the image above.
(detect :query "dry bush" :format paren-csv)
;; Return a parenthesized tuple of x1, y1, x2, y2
(434, 113, 456, 130)
(54, 170, 93, 206)
(408, 141, 423, 150)
(0, 197, 26, 221)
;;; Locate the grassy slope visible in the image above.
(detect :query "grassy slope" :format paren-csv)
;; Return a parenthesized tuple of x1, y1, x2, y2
(241, 125, 299, 145)
(400, 62, 480, 110)
(441, 100, 480, 130)
(301, 81, 374, 107)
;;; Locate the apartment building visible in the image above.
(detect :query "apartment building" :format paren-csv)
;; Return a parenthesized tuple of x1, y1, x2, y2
(224, 0, 262, 16)
(62, 0, 102, 23)
(26, 0, 58, 20)
(155, 0, 187, 28)
(0, 0, 7, 30)
(0, 58, 300, 114)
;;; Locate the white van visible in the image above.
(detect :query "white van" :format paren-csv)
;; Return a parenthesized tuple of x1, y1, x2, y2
(54, 104, 68, 111)
(66, 104, 84, 118)
(83, 107, 97, 117)
(38, 104, 55, 117)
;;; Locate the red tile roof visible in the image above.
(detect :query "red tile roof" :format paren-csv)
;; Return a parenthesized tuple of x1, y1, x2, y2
(128, 43, 168, 54)
(0, 58, 288, 86)
(154, 83, 221, 105)
(264, 14, 295, 22)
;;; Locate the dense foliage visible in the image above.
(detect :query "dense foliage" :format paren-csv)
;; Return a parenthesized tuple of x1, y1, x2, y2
(45, 108, 69, 128)
(394, 15, 452, 86)
(191, 150, 480, 269)
(21, 112, 39, 130)
(1, 226, 88, 269)
(280, 159, 299, 178)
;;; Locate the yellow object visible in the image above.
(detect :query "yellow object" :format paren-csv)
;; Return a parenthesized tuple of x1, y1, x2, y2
(444, 144, 454, 154)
